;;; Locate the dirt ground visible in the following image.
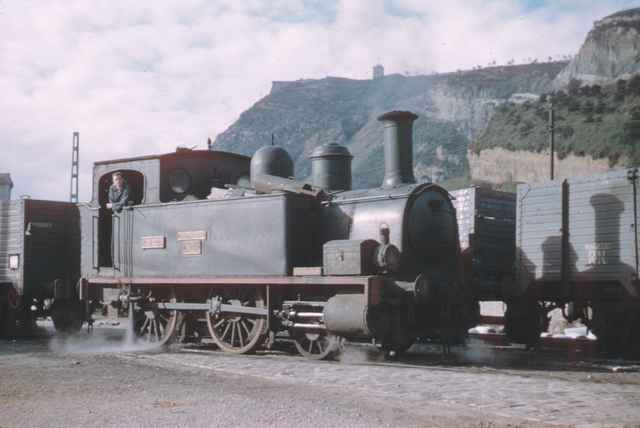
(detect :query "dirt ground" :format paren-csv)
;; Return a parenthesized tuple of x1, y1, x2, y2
(1, 322, 639, 428)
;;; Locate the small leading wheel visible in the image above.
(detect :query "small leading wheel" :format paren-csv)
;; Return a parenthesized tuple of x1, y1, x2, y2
(133, 288, 178, 345)
(292, 331, 342, 360)
(206, 287, 266, 354)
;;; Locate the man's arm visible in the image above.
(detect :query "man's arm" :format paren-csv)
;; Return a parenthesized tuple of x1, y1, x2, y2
(106, 186, 114, 209)
(111, 185, 130, 211)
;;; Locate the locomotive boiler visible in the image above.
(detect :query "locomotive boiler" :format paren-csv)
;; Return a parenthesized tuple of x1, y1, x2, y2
(79, 110, 474, 358)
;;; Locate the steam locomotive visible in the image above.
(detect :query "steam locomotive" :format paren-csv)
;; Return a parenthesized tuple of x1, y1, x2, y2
(67, 110, 472, 358)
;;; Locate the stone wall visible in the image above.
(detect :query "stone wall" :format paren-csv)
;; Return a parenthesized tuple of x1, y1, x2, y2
(468, 148, 617, 184)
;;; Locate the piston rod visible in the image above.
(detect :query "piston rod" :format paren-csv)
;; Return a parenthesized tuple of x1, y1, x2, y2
(290, 323, 326, 330)
(290, 312, 323, 318)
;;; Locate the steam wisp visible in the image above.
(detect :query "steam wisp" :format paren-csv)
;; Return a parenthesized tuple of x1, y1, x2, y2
(48, 309, 160, 354)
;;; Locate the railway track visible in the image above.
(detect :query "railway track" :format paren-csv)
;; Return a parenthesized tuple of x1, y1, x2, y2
(174, 335, 640, 376)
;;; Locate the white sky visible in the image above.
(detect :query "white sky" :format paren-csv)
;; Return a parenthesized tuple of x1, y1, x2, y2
(0, 0, 637, 200)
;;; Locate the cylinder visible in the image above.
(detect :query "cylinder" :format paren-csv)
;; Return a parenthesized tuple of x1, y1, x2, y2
(323, 294, 369, 337)
(377, 111, 418, 189)
(309, 143, 353, 191)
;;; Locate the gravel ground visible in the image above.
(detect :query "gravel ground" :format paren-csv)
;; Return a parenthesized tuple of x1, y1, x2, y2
(0, 323, 639, 428)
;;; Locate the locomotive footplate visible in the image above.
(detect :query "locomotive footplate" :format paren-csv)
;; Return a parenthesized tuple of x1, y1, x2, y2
(84, 275, 383, 307)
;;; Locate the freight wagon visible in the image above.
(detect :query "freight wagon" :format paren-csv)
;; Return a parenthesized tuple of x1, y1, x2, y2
(0, 198, 82, 335)
(510, 169, 640, 355)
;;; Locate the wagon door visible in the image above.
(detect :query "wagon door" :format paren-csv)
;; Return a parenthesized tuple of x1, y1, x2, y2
(515, 181, 564, 298)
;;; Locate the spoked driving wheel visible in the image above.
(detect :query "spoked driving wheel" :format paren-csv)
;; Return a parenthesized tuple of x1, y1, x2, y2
(206, 287, 267, 354)
(292, 330, 342, 360)
(132, 288, 178, 346)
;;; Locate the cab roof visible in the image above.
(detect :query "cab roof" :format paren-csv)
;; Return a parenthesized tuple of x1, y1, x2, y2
(94, 149, 250, 166)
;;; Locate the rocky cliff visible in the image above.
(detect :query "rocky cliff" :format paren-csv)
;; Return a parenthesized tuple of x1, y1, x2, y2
(473, 8, 640, 185)
(215, 8, 640, 189)
(214, 63, 565, 188)
(554, 8, 640, 87)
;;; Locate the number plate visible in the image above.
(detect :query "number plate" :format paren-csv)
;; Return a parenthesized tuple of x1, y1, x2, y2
(177, 230, 207, 241)
(142, 236, 166, 249)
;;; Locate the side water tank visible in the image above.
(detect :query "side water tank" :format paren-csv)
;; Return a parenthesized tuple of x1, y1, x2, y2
(309, 143, 352, 192)
(250, 146, 294, 181)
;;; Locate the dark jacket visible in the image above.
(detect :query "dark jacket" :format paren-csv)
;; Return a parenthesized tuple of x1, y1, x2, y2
(108, 183, 130, 212)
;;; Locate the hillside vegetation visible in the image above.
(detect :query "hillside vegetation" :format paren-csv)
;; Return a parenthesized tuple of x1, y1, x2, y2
(474, 76, 640, 166)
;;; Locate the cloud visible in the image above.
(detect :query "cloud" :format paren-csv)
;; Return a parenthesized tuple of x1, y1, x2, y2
(0, 0, 634, 200)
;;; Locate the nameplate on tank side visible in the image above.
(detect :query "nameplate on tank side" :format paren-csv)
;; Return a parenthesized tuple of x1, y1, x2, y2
(177, 230, 207, 241)
(182, 240, 202, 256)
(142, 236, 166, 250)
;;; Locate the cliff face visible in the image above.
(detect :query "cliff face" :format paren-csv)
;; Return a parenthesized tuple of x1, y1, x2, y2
(215, 8, 640, 189)
(214, 63, 565, 188)
(554, 8, 640, 87)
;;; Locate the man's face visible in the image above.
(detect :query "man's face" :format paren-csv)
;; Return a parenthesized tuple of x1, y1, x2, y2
(113, 175, 123, 189)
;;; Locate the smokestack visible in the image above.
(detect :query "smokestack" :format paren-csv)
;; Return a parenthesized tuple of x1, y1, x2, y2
(377, 111, 418, 189)
(0, 174, 13, 201)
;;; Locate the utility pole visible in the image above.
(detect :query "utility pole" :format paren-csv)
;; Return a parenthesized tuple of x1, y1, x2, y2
(70, 132, 79, 203)
(548, 101, 555, 180)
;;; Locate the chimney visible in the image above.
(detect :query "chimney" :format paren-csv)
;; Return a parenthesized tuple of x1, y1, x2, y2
(377, 111, 418, 189)
(0, 173, 13, 201)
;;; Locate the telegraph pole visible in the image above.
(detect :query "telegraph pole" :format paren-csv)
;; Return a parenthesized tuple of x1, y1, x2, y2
(548, 101, 555, 180)
(70, 132, 79, 203)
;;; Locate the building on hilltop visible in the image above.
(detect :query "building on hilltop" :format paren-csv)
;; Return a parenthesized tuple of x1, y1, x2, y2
(0, 173, 13, 201)
(373, 64, 384, 80)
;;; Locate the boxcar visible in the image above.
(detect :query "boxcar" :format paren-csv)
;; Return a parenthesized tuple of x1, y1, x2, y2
(513, 168, 640, 355)
(0, 199, 81, 335)
(450, 187, 516, 301)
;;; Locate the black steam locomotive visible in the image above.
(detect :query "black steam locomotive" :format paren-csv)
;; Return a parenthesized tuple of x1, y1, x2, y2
(71, 110, 474, 358)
